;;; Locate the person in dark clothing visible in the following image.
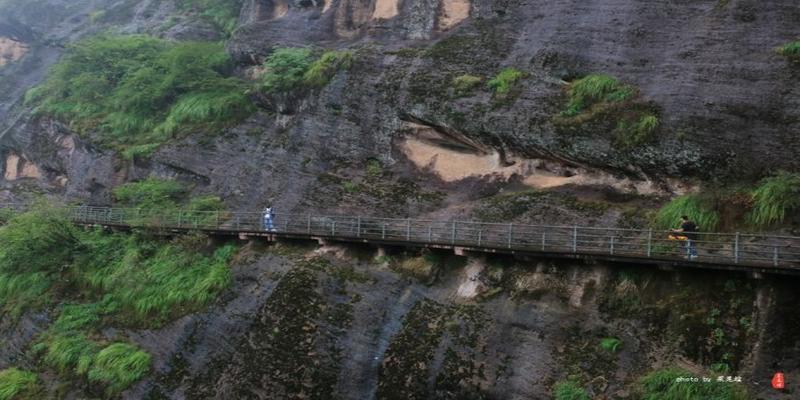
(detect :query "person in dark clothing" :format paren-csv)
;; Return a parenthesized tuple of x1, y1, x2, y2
(672, 215, 698, 259)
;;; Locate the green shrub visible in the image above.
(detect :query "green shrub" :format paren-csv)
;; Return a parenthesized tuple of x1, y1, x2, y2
(261, 48, 315, 93)
(177, 0, 244, 35)
(0, 368, 41, 400)
(562, 74, 634, 117)
(599, 337, 623, 352)
(88, 343, 151, 395)
(487, 67, 524, 95)
(113, 178, 187, 209)
(654, 195, 720, 231)
(615, 113, 659, 147)
(747, 171, 800, 227)
(776, 41, 800, 63)
(303, 50, 354, 88)
(637, 368, 748, 400)
(26, 35, 253, 157)
(553, 380, 590, 400)
(452, 74, 482, 96)
(0, 207, 81, 317)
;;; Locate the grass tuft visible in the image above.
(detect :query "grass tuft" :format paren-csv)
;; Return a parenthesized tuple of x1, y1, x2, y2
(26, 35, 253, 158)
(654, 195, 720, 231)
(776, 41, 800, 63)
(599, 337, 623, 353)
(487, 67, 524, 95)
(87, 343, 152, 395)
(36, 334, 100, 375)
(261, 48, 314, 93)
(303, 50, 354, 88)
(747, 171, 800, 227)
(176, 0, 245, 35)
(452, 74, 482, 96)
(637, 368, 748, 400)
(262, 48, 354, 93)
(553, 380, 590, 400)
(113, 178, 187, 209)
(0, 368, 41, 400)
(562, 74, 634, 117)
(615, 112, 659, 148)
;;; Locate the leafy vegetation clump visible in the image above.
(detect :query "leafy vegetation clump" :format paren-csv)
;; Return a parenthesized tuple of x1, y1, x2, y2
(177, 0, 245, 35)
(615, 112, 660, 148)
(113, 178, 187, 209)
(487, 67, 525, 95)
(553, 380, 590, 400)
(776, 41, 800, 63)
(747, 171, 800, 227)
(555, 73, 661, 148)
(0, 205, 238, 394)
(599, 337, 623, 353)
(654, 195, 720, 231)
(262, 48, 354, 93)
(304, 50, 354, 88)
(261, 48, 314, 93)
(25, 35, 253, 158)
(0, 368, 42, 400)
(561, 74, 635, 117)
(87, 343, 152, 395)
(637, 368, 748, 400)
(0, 209, 82, 317)
(452, 74, 483, 96)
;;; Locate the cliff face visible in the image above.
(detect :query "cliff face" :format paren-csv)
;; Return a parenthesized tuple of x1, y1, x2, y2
(1, 0, 799, 213)
(0, 0, 799, 399)
(101, 245, 800, 399)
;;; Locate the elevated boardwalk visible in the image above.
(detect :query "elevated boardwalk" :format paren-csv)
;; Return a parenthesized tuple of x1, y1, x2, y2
(5, 205, 800, 276)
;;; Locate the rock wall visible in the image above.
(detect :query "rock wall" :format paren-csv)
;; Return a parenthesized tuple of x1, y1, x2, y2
(98, 243, 798, 400)
(0, 0, 798, 213)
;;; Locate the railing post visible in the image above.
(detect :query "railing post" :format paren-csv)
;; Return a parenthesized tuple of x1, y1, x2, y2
(382, 223, 386, 239)
(357, 216, 361, 237)
(406, 219, 411, 240)
(572, 226, 578, 253)
(477, 229, 483, 247)
(427, 225, 432, 242)
(236, 214, 240, 230)
(610, 236, 615, 255)
(331, 220, 336, 236)
(734, 233, 740, 264)
(307, 214, 312, 234)
(451, 221, 457, 245)
(773, 246, 779, 267)
(507, 223, 513, 249)
(646, 229, 653, 257)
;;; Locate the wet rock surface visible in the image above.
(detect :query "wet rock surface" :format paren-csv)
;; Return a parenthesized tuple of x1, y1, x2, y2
(75, 242, 797, 400)
(1, 0, 799, 210)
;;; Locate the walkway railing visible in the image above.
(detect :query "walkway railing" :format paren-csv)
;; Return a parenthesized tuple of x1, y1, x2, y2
(3, 205, 800, 270)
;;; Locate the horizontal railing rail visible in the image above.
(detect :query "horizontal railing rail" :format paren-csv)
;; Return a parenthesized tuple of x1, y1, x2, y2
(2, 204, 799, 270)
